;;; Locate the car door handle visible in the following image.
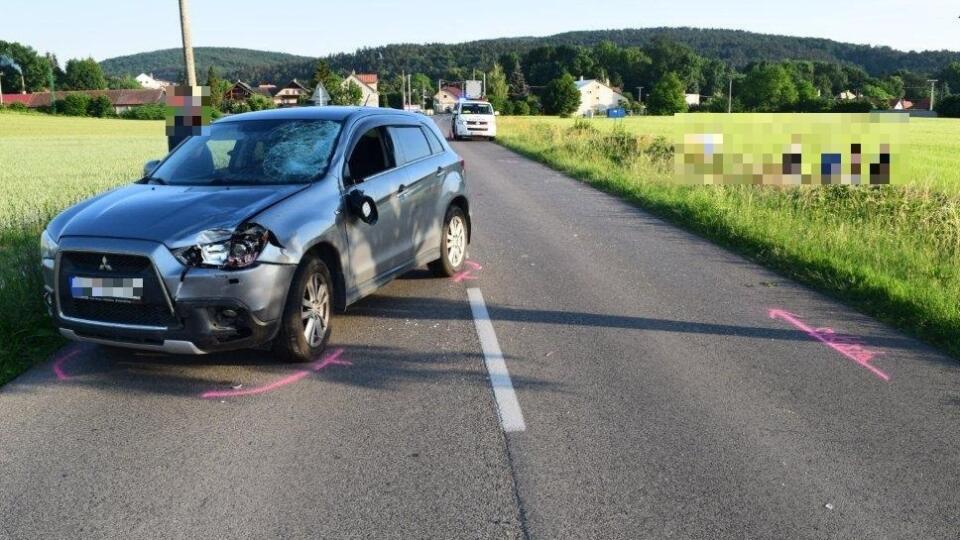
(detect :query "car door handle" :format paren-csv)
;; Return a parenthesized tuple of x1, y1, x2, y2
(397, 184, 406, 194)
(435, 166, 444, 177)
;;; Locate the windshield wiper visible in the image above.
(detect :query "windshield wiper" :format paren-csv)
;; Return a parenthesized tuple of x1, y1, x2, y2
(144, 177, 167, 185)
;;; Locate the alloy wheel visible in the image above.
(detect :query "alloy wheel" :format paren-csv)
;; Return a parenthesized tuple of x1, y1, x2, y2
(447, 215, 466, 267)
(301, 272, 330, 347)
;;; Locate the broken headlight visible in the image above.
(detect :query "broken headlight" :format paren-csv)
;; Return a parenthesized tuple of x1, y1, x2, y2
(173, 224, 270, 269)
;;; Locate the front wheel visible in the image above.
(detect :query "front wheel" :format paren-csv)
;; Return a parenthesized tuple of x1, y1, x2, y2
(429, 206, 468, 277)
(273, 256, 332, 362)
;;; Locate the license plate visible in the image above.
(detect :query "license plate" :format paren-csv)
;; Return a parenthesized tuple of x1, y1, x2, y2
(70, 276, 144, 303)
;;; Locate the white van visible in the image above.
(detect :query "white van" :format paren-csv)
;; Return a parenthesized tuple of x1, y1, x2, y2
(450, 100, 497, 141)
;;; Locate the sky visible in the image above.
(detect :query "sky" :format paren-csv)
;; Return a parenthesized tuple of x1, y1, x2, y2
(5, 0, 959, 62)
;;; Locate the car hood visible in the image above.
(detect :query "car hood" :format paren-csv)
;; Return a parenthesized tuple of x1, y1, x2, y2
(54, 183, 308, 246)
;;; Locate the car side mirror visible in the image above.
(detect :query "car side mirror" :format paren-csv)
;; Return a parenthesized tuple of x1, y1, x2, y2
(346, 189, 378, 225)
(143, 159, 161, 177)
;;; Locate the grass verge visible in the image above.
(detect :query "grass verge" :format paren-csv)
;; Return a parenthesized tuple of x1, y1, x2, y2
(496, 117, 960, 359)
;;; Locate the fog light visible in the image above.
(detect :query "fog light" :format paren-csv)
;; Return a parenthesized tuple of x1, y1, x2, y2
(221, 308, 238, 319)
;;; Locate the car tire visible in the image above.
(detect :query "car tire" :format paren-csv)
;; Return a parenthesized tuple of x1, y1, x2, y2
(429, 205, 468, 277)
(273, 256, 333, 363)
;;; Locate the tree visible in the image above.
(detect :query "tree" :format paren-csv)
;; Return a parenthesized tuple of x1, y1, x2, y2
(331, 79, 362, 106)
(486, 63, 509, 111)
(246, 94, 275, 111)
(0, 40, 56, 92)
(107, 74, 141, 89)
(87, 95, 115, 117)
(57, 93, 91, 116)
(938, 62, 960, 97)
(541, 72, 580, 117)
(934, 94, 960, 117)
(205, 66, 229, 111)
(647, 72, 686, 116)
(508, 62, 529, 98)
(309, 60, 334, 89)
(63, 58, 107, 90)
(512, 99, 530, 116)
(739, 63, 798, 111)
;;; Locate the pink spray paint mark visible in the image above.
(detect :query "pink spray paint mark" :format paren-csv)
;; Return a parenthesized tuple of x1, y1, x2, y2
(452, 260, 482, 283)
(200, 348, 351, 399)
(768, 309, 890, 382)
(52, 347, 84, 381)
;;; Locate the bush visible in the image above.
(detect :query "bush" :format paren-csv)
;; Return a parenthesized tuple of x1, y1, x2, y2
(832, 99, 873, 113)
(120, 103, 166, 120)
(512, 99, 530, 116)
(501, 100, 515, 115)
(223, 99, 251, 114)
(246, 94, 275, 111)
(935, 94, 960, 118)
(542, 73, 581, 117)
(3, 102, 28, 112)
(58, 94, 91, 116)
(647, 72, 687, 116)
(525, 95, 542, 116)
(86, 95, 115, 118)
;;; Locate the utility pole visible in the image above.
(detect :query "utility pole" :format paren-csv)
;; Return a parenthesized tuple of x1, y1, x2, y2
(178, 0, 197, 86)
(0, 74, 4, 105)
(727, 77, 733, 113)
(636, 86, 643, 113)
(927, 79, 938, 111)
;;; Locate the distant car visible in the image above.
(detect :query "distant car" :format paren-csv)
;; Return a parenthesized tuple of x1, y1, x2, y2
(450, 100, 498, 141)
(41, 107, 470, 362)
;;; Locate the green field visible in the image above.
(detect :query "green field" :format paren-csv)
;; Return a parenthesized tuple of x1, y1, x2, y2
(497, 115, 960, 359)
(0, 112, 166, 385)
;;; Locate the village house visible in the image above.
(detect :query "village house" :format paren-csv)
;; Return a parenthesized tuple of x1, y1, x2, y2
(273, 79, 311, 107)
(890, 98, 913, 110)
(432, 86, 463, 113)
(0, 88, 166, 114)
(574, 77, 627, 117)
(345, 72, 380, 107)
(135, 73, 172, 89)
(224, 80, 273, 102)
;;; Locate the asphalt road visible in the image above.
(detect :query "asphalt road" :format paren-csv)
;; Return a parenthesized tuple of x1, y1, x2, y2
(3, 123, 960, 538)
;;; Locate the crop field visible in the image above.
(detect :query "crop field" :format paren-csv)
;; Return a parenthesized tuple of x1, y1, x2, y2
(497, 114, 960, 359)
(0, 112, 165, 384)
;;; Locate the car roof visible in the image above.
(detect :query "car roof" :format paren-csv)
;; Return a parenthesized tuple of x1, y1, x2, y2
(216, 106, 424, 124)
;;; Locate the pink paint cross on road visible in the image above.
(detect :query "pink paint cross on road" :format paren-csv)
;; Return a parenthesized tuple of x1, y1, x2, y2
(200, 348, 351, 399)
(452, 260, 482, 283)
(768, 309, 890, 382)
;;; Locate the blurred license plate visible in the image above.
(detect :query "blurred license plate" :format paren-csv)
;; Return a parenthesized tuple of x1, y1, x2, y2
(70, 276, 144, 303)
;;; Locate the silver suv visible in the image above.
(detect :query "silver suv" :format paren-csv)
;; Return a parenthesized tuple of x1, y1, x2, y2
(40, 107, 470, 362)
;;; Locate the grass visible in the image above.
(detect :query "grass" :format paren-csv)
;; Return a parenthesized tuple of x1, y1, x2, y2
(496, 115, 960, 359)
(0, 112, 165, 385)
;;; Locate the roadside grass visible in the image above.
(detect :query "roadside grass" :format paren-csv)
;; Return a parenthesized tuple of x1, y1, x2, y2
(0, 114, 165, 386)
(496, 116, 960, 359)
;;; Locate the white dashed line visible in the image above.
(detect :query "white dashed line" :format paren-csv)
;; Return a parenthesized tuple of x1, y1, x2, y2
(467, 288, 526, 432)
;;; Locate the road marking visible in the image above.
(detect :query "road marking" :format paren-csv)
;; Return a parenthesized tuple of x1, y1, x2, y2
(768, 309, 890, 382)
(467, 288, 526, 432)
(200, 348, 350, 399)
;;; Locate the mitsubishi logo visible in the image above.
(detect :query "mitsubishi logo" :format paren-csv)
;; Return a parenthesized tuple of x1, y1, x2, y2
(99, 256, 113, 272)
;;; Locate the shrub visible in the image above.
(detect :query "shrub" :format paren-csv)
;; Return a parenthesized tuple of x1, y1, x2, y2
(120, 103, 166, 120)
(4, 102, 28, 112)
(648, 72, 687, 116)
(512, 99, 530, 116)
(935, 94, 960, 118)
(86, 95, 115, 118)
(223, 99, 251, 114)
(568, 118, 599, 134)
(542, 73, 581, 117)
(501, 100, 515, 116)
(246, 94, 275, 111)
(525, 95, 542, 116)
(59, 94, 91, 116)
(832, 99, 873, 113)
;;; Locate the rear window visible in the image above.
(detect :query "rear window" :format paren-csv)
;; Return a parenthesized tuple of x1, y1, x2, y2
(389, 126, 432, 164)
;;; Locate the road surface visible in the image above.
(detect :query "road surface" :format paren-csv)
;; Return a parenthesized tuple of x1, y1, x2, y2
(2, 128, 960, 538)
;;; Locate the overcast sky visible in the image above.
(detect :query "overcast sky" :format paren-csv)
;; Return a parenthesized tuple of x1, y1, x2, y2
(6, 0, 959, 62)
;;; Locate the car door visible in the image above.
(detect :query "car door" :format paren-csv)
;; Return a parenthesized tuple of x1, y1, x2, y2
(342, 124, 407, 290)
(388, 124, 445, 263)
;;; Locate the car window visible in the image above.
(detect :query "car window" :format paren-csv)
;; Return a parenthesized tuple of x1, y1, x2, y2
(424, 126, 443, 154)
(347, 127, 395, 183)
(459, 103, 493, 115)
(389, 126, 432, 164)
(150, 119, 341, 186)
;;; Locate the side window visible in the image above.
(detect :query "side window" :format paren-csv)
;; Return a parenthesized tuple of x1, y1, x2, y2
(346, 127, 395, 183)
(423, 126, 443, 154)
(389, 126, 432, 164)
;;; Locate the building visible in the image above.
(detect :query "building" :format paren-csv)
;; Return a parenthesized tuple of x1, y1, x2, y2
(432, 86, 463, 113)
(890, 98, 914, 110)
(273, 79, 311, 107)
(574, 77, 627, 117)
(224, 81, 273, 102)
(0, 88, 166, 114)
(135, 73, 172, 89)
(685, 93, 701, 107)
(344, 72, 380, 107)
(838, 90, 858, 101)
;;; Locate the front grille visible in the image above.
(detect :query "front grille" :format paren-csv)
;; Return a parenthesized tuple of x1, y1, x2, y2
(58, 251, 178, 328)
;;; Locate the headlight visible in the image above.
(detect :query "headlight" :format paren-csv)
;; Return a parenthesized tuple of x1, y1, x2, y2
(173, 223, 270, 269)
(40, 229, 58, 260)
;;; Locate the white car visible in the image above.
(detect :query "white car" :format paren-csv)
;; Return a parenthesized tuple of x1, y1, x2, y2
(450, 101, 497, 141)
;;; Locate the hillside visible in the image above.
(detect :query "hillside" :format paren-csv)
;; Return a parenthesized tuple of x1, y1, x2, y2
(100, 28, 960, 85)
(99, 47, 312, 82)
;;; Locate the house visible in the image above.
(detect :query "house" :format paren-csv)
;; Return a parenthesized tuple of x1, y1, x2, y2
(890, 98, 913, 110)
(574, 77, 627, 117)
(273, 79, 311, 107)
(838, 90, 858, 101)
(0, 88, 166, 114)
(224, 81, 273, 102)
(135, 73, 171, 89)
(685, 93, 701, 107)
(344, 72, 380, 107)
(433, 86, 463, 113)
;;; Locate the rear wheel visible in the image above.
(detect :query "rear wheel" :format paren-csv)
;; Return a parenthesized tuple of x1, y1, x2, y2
(429, 206, 468, 277)
(273, 256, 332, 362)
